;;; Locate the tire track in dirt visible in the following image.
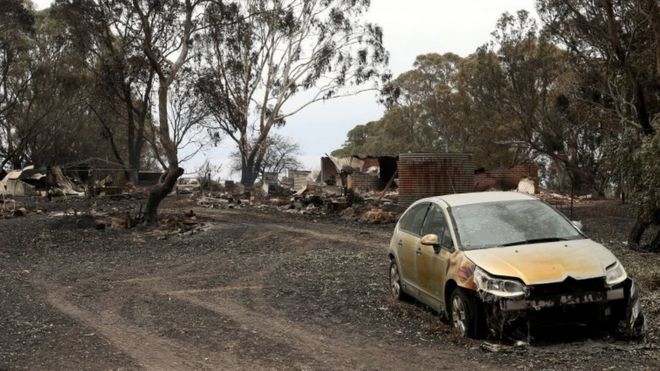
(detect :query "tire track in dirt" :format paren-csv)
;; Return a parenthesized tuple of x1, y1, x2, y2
(191, 208, 392, 250)
(146, 280, 494, 371)
(41, 211, 492, 370)
(44, 284, 248, 371)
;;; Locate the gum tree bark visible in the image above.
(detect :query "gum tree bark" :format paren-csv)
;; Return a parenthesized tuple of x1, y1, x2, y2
(130, 0, 202, 225)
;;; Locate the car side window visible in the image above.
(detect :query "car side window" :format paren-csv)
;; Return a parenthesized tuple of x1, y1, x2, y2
(421, 204, 453, 248)
(399, 203, 429, 235)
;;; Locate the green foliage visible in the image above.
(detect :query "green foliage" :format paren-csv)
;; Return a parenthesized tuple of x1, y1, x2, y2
(611, 124, 660, 221)
(1, 4, 120, 169)
(538, 0, 659, 246)
(336, 11, 612, 190)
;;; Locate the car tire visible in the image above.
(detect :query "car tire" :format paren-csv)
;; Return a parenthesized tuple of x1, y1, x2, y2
(449, 288, 482, 338)
(389, 260, 409, 301)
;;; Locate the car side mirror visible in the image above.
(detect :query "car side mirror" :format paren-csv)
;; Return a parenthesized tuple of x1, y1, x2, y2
(420, 234, 440, 254)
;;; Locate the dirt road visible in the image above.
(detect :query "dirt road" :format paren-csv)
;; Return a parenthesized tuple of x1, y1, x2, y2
(1, 205, 658, 370)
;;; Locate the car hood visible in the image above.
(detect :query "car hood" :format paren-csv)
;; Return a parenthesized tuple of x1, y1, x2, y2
(463, 239, 618, 285)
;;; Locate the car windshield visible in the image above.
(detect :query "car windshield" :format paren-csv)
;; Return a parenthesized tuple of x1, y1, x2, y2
(451, 200, 584, 250)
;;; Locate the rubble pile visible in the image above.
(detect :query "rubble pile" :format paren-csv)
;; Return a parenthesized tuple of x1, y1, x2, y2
(149, 210, 208, 238)
(358, 208, 397, 224)
(194, 182, 402, 224)
(536, 190, 593, 209)
(0, 196, 33, 219)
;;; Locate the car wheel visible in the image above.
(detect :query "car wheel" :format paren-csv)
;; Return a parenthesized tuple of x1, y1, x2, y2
(449, 288, 481, 338)
(389, 261, 408, 301)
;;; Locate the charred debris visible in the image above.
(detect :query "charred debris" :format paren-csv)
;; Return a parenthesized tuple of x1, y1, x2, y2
(1, 153, 577, 227)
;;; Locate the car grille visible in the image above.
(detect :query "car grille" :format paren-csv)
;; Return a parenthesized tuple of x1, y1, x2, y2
(528, 277, 606, 298)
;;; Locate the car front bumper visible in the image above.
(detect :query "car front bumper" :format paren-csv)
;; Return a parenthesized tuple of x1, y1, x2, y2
(501, 287, 624, 311)
(480, 278, 644, 337)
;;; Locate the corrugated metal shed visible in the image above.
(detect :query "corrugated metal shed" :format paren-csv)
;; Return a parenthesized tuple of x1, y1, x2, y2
(398, 153, 475, 207)
(351, 172, 380, 192)
(0, 166, 45, 196)
(289, 170, 312, 191)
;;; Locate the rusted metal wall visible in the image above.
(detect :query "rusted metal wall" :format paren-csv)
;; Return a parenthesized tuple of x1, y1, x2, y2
(399, 153, 475, 207)
(350, 172, 380, 192)
(320, 157, 338, 184)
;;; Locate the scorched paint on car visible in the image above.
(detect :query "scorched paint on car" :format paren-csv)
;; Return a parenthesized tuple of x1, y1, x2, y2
(387, 191, 645, 339)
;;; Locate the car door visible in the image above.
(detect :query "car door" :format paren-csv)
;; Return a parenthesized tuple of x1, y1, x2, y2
(395, 203, 430, 290)
(416, 203, 454, 305)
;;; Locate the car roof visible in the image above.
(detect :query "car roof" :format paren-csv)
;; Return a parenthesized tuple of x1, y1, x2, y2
(420, 191, 537, 207)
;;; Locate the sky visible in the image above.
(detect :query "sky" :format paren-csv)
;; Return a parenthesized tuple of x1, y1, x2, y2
(31, 0, 539, 178)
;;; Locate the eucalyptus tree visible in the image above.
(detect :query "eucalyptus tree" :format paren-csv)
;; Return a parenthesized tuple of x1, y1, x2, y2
(380, 53, 468, 153)
(538, 0, 660, 250)
(17, 10, 103, 167)
(111, 0, 208, 223)
(147, 67, 211, 169)
(472, 11, 612, 193)
(538, 0, 659, 136)
(198, 0, 389, 186)
(228, 134, 302, 179)
(0, 0, 34, 169)
(1, 3, 106, 169)
(55, 0, 155, 184)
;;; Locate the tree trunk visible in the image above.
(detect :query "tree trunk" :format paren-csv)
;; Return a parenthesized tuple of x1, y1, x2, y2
(144, 165, 183, 224)
(240, 162, 259, 186)
(650, 229, 660, 253)
(143, 80, 181, 225)
(628, 217, 650, 249)
(239, 144, 266, 186)
(128, 152, 140, 185)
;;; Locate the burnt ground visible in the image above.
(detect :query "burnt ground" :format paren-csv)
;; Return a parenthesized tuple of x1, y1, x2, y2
(1, 197, 659, 370)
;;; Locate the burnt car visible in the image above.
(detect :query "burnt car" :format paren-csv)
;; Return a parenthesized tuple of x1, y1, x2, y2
(175, 177, 201, 195)
(388, 192, 645, 338)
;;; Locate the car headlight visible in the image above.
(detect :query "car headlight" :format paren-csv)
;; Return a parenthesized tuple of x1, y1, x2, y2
(605, 261, 627, 286)
(473, 267, 526, 299)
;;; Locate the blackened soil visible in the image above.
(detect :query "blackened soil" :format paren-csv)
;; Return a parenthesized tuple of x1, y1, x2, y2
(0, 199, 658, 370)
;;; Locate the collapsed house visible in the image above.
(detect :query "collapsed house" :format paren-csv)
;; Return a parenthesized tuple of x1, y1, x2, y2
(474, 162, 540, 192)
(239, 152, 539, 213)
(61, 157, 163, 194)
(0, 158, 164, 198)
(0, 165, 85, 197)
(320, 155, 399, 192)
(0, 166, 47, 196)
(289, 170, 313, 191)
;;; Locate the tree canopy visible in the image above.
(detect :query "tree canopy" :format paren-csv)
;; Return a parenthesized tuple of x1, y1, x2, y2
(198, 0, 388, 186)
(335, 2, 659, 249)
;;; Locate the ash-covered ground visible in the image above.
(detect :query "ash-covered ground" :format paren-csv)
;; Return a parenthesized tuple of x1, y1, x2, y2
(1, 197, 658, 370)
